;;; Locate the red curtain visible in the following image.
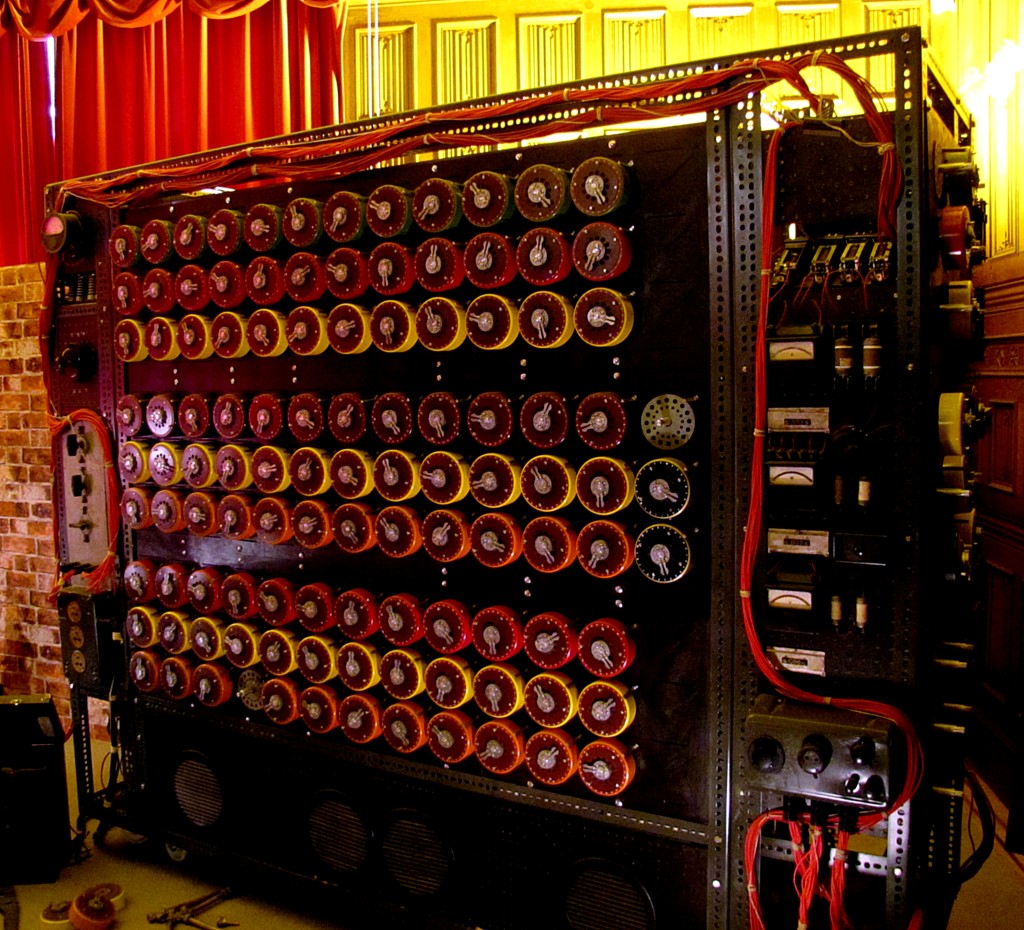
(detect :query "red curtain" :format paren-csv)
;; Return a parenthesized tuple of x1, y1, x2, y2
(0, 0, 346, 267)
(0, 29, 57, 269)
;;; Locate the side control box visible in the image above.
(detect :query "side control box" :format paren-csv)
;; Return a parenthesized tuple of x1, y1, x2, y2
(745, 693, 894, 808)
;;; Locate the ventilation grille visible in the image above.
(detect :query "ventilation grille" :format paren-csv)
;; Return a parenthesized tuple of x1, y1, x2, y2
(173, 755, 224, 828)
(381, 815, 450, 896)
(308, 793, 370, 874)
(564, 862, 654, 930)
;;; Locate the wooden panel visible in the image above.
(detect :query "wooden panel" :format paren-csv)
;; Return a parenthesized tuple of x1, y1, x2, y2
(603, 9, 667, 75)
(986, 400, 1019, 491)
(775, 3, 842, 98)
(518, 14, 581, 89)
(355, 23, 415, 119)
(688, 6, 754, 61)
(863, 2, 925, 93)
(978, 528, 1024, 712)
(435, 19, 497, 105)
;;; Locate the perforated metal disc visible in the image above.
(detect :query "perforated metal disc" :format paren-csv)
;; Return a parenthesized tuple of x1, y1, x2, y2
(236, 668, 267, 711)
(641, 395, 695, 450)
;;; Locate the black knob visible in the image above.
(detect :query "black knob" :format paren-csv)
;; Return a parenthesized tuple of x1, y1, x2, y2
(845, 773, 861, 795)
(749, 737, 785, 774)
(850, 736, 876, 766)
(797, 734, 832, 776)
(864, 775, 887, 804)
(57, 343, 98, 382)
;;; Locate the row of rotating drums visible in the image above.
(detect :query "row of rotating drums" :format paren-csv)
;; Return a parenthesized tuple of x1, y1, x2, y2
(113, 289, 633, 363)
(109, 158, 631, 269)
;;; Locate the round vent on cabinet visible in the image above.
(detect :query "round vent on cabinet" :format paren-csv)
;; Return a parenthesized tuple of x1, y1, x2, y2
(172, 754, 224, 828)
(380, 812, 450, 897)
(307, 791, 370, 875)
(563, 859, 654, 930)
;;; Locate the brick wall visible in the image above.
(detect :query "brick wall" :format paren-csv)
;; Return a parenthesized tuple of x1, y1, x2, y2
(0, 262, 69, 722)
